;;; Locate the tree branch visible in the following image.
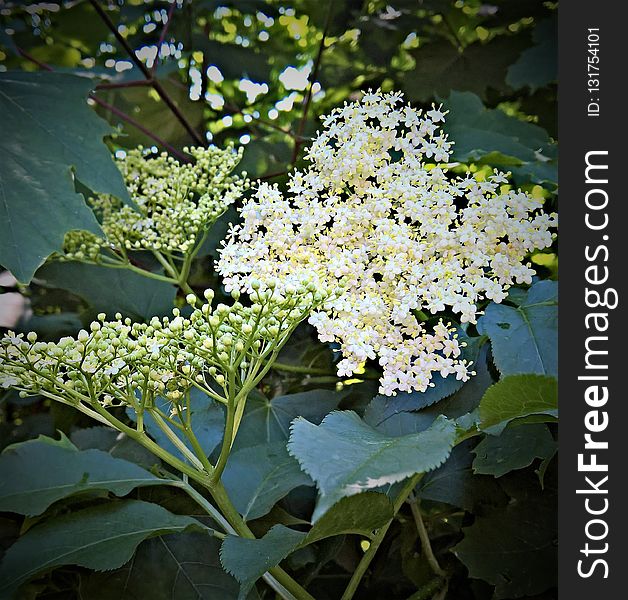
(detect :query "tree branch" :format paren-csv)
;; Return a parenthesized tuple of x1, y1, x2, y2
(291, 0, 333, 164)
(89, 0, 206, 146)
(151, 1, 177, 75)
(89, 95, 190, 162)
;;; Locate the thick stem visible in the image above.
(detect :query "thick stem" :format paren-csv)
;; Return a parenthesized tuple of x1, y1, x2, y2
(212, 375, 236, 482)
(89, 404, 313, 600)
(341, 474, 425, 600)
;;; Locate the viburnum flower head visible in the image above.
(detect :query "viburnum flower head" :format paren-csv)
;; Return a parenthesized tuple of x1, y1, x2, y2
(217, 90, 557, 396)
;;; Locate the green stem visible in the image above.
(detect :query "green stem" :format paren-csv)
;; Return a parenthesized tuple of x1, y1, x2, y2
(88, 403, 312, 600)
(408, 493, 446, 577)
(272, 361, 379, 380)
(147, 408, 206, 471)
(340, 474, 424, 600)
(212, 374, 236, 482)
(209, 481, 316, 600)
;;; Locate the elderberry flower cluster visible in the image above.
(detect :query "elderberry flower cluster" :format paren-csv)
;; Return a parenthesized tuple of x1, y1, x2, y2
(0, 283, 329, 412)
(62, 145, 247, 262)
(218, 90, 557, 396)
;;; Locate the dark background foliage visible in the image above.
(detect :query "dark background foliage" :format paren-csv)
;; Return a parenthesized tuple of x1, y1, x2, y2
(0, 1, 557, 599)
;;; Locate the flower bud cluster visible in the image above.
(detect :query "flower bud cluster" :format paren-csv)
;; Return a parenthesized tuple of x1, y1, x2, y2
(0, 284, 328, 408)
(62, 145, 248, 261)
(217, 90, 558, 396)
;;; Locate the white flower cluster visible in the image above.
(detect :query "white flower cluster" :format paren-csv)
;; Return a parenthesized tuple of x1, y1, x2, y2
(218, 90, 557, 396)
(63, 145, 248, 261)
(0, 284, 327, 410)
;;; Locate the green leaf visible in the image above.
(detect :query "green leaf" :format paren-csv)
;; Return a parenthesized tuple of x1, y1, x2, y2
(507, 16, 557, 91)
(418, 441, 507, 511)
(70, 426, 161, 470)
(79, 532, 244, 600)
(453, 486, 557, 597)
(36, 261, 177, 321)
(307, 491, 393, 542)
(473, 423, 556, 477)
(233, 389, 345, 451)
(443, 91, 557, 186)
(221, 493, 393, 596)
(403, 35, 528, 102)
(288, 412, 457, 519)
(477, 281, 557, 377)
(0, 435, 164, 516)
(0, 500, 201, 595)
(479, 374, 558, 435)
(221, 441, 312, 521)
(0, 71, 128, 283)
(221, 525, 305, 598)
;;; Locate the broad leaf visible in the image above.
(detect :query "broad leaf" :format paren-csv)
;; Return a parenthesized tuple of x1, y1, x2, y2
(0, 71, 128, 283)
(479, 374, 558, 435)
(37, 262, 177, 321)
(221, 525, 305, 599)
(507, 16, 557, 91)
(0, 500, 201, 595)
(443, 91, 557, 186)
(288, 412, 457, 519)
(0, 435, 164, 516)
(233, 389, 345, 451)
(79, 532, 245, 600)
(221, 493, 393, 596)
(477, 281, 557, 377)
(473, 423, 556, 478)
(404, 35, 528, 102)
(418, 441, 507, 511)
(454, 486, 557, 597)
(70, 426, 161, 470)
(222, 441, 312, 520)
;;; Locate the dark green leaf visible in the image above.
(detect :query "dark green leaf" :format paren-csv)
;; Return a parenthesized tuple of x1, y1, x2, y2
(221, 492, 393, 595)
(418, 440, 507, 511)
(79, 532, 244, 600)
(0, 435, 164, 516)
(221, 525, 305, 598)
(233, 389, 345, 451)
(454, 486, 557, 597)
(479, 374, 558, 435)
(367, 334, 484, 417)
(404, 35, 528, 102)
(288, 412, 457, 519)
(36, 261, 176, 321)
(221, 441, 312, 521)
(477, 281, 557, 377)
(443, 91, 557, 185)
(307, 492, 393, 543)
(473, 423, 556, 477)
(0, 71, 128, 282)
(507, 16, 557, 91)
(70, 426, 160, 470)
(0, 500, 202, 595)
